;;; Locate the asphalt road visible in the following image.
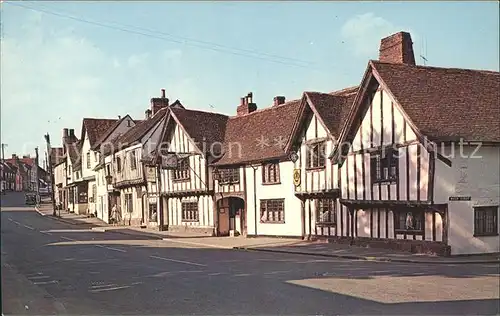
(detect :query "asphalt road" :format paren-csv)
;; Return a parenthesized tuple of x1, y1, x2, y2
(2, 192, 499, 315)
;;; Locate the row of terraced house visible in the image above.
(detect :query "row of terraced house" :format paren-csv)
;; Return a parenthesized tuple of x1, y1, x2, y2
(49, 31, 499, 256)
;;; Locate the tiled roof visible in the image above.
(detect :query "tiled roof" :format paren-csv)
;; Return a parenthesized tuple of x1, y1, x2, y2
(66, 140, 82, 168)
(104, 108, 169, 156)
(214, 99, 302, 166)
(306, 86, 359, 137)
(50, 147, 65, 166)
(170, 107, 229, 154)
(82, 118, 119, 148)
(372, 60, 500, 142)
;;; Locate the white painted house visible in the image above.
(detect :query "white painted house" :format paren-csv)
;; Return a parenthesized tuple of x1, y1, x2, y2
(211, 93, 303, 237)
(330, 32, 499, 255)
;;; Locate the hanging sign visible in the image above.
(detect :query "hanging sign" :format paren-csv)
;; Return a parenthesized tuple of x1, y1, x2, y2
(293, 169, 301, 187)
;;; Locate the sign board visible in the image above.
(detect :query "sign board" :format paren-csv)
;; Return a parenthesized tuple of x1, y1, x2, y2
(161, 153, 178, 169)
(146, 167, 156, 182)
(449, 196, 471, 201)
(293, 168, 301, 187)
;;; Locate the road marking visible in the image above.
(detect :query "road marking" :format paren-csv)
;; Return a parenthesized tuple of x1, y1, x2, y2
(95, 245, 106, 248)
(8, 218, 13, 221)
(233, 273, 252, 277)
(26, 272, 43, 277)
(264, 270, 291, 275)
(40, 231, 53, 235)
(23, 224, 34, 230)
(28, 275, 50, 280)
(33, 280, 58, 285)
(149, 255, 207, 267)
(91, 284, 118, 289)
(12, 220, 21, 225)
(104, 247, 126, 253)
(208, 272, 225, 276)
(89, 285, 130, 293)
(61, 236, 75, 241)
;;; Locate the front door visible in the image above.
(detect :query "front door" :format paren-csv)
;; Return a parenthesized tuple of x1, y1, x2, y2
(217, 197, 245, 236)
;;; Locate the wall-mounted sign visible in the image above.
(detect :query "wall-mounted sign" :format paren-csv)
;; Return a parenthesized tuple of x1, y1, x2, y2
(449, 196, 471, 201)
(146, 167, 156, 182)
(293, 168, 301, 187)
(161, 154, 178, 169)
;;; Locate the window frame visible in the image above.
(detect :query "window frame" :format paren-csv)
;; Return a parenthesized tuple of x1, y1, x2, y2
(474, 206, 499, 237)
(371, 147, 398, 184)
(394, 210, 424, 235)
(218, 168, 240, 185)
(262, 162, 280, 185)
(316, 199, 337, 225)
(86, 152, 91, 169)
(181, 201, 199, 222)
(129, 151, 137, 170)
(260, 199, 285, 224)
(172, 158, 190, 182)
(124, 193, 133, 213)
(306, 141, 326, 170)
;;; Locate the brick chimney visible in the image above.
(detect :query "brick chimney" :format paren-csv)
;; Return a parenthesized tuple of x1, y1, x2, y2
(145, 109, 152, 120)
(150, 88, 169, 116)
(273, 96, 286, 106)
(379, 31, 415, 65)
(62, 128, 69, 143)
(69, 129, 75, 138)
(236, 92, 257, 116)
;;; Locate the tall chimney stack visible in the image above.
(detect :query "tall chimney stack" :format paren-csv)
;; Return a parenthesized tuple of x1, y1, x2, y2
(379, 31, 415, 65)
(236, 92, 257, 116)
(151, 88, 169, 116)
(273, 96, 286, 106)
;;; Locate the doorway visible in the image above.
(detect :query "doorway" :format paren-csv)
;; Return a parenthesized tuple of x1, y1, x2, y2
(217, 197, 245, 236)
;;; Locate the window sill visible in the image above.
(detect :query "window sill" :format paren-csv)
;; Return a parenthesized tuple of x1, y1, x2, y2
(262, 182, 281, 186)
(316, 222, 336, 227)
(219, 182, 240, 185)
(260, 221, 285, 224)
(473, 233, 499, 237)
(181, 219, 199, 223)
(395, 229, 424, 235)
(372, 179, 397, 185)
(173, 178, 190, 183)
(306, 167, 325, 172)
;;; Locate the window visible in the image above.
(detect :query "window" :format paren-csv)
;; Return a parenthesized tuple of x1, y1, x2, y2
(115, 157, 122, 173)
(181, 201, 199, 222)
(262, 162, 280, 184)
(129, 151, 137, 170)
(172, 158, 190, 181)
(394, 210, 424, 233)
(86, 152, 91, 169)
(149, 203, 158, 222)
(124, 193, 133, 213)
(316, 199, 336, 225)
(218, 168, 239, 184)
(260, 199, 285, 223)
(92, 184, 97, 200)
(106, 164, 111, 176)
(474, 206, 498, 236)
(306, 142, 326, 169)
(94, 152, 98, 162)
(371, 148, 398, 183)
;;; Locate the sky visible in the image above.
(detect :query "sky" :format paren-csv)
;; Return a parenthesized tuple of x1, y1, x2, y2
(1, 1, 499, 162)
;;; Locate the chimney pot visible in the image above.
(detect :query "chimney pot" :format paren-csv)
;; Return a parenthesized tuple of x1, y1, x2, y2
(161, 89, 166, 98)
(69, 129, 75, 137)
(379, 31, 415, 65)
(273, 96, 286, 106)
(237, 92, 257, 116)
(145, 109, 152, 119)
(240, 97, 246, 106)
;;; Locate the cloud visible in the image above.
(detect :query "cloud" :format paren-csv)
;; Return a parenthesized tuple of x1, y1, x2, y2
(341, 13, 403, 57)
(1, 10, 189, 157)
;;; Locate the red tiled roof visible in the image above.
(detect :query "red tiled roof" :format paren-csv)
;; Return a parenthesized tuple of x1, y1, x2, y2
(214, 99, 302, 166)
(50, 147, 65, 166)
(82, 118, 119, 148)
(170, 107, 229, 154)
(372, 60, 500, 142)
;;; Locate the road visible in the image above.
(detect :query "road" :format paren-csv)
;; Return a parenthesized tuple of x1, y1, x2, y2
(2, 191, 499, 315)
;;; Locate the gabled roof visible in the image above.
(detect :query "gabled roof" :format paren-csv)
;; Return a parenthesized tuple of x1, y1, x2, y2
(170, 107, 229, 154)
(66, 139, 82, 168)
(371, 60, 500, 142)
(213, 99, 302, 166)
(285, 87, 358, 152)
(331, 60, 500, 161)
(81, 118, 119, 148)
(50, 147, 65, 166)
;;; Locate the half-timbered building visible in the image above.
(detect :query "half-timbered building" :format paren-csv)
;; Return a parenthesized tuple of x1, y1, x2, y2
(331, 31, 499, 255)
(212, 93, 302, 237)
(286, 87, 357, 239)
(156, 106, 228, 234)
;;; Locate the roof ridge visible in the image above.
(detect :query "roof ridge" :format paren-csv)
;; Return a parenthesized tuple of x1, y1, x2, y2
(172, 107, 229, 118)
(371, 59, 500, 75)
(228, 98, 301, 119)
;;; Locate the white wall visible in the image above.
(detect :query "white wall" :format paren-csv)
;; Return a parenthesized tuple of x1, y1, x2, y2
(246, 161, 302, 237)
(435, 145, 500, 255)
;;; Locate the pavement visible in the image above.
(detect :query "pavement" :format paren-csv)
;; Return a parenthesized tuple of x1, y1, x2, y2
(2, 192, 500, 315)
(36, 200, 500, 265)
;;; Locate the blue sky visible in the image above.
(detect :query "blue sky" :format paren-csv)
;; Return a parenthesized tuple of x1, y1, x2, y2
(1, 1, 498, 162)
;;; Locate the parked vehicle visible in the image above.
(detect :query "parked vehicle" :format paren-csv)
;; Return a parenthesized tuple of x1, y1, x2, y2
(25, 193, 37, 205)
